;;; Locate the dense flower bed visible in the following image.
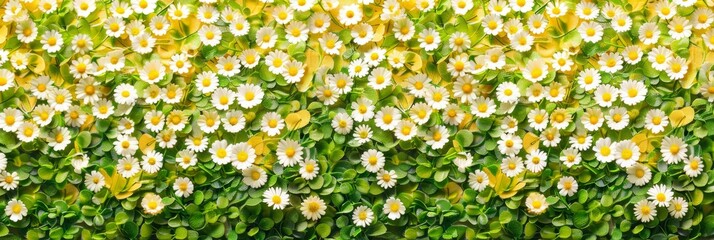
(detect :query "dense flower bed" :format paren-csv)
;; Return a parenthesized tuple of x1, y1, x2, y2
(0, 0, 713, 239)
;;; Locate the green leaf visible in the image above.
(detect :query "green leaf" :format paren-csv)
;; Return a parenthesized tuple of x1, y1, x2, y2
(316, 223, 331, 238)
(123, 222, 138, 238)
(76, 131, 92, 148)
(573, 211, 590, 228)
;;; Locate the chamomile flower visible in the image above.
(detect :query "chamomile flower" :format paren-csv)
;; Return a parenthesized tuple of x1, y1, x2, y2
(692, 8, 714, 29)
(569, 132, 592, 151)
(449, 32, 471, 52)
(648, 184, 674, 207)
(619, 80, 647, 105)
(496, 82, 521, 103)
(375, 107, 401, 131)
(540, 127, 561, 147)
(611, 13, 632, 32)
(5, 199, 27, 222)
(578, 21, 604, 43)
(594, 84, 618, 107)
(683, 156, 704, 177)
(301, 196, 327, 221)
(468, 170, 489, 191)
(510, 31, 534, 52)
(299, 159, 320, 180)
(526, 192, 548, 215)
(209, 140, 232, 165)
(263, 187, 290, 210)
(482, 14, 503, 35)
(594, 137, 615, 163)
(352, 206, 374, 227)
(442, 104, 465, 126)
(353, 125, 373, 144)
(648, 46, 673, 71)
(177, 150, 197, 169)
(16, 122, 39, 143)
(527, 109, 548, 131)
(170, 177, 194, 198)
(546, 2, 568, 18)
(660, 136, 687, 164)
(351, 98, 375, 122)
(549, 108, 571, 130)
(383, 197, 406, 220)
(525, 149, 547, 173)
(666, 57, 688, 80)
(141, 193, 164, 215)
(0, 108, 23, 132)
(501, 156, 524, 177)
(141, 150, 164, 174)
(424, 125, 449, 149)
(522, 59, 549, 83)
(582, 108, 604, 131)
(668, 16, 692, 40)
(198, 25, 222, 47)
(361, 149, 385, 173)
(557, 176, 578, 196)
(276, 139, 303, 167)
(668, 197, 688, 218)
(242, 166, 267, 188)
(614, 140, 640, 168)
(627, 163, 652, 186)
(498, 134, 522, 156)
(308, 13, 331, 33)
(644, 109, 669, 134)
(319, 33, 343, 55)
(638, 22, 660, 45)
(509, 0, 533, 12)
(117, 157, 140, 178)
(84, 171, 105, 192)
(560, 148, 581, 168)
(262, 112, 285, 136)
(634, 199, 657, 222)
(113, 134, 139, 156)
(418, 28, 441, 51)
(394, 120, 417, 141)
(527, 14, 548, 34)
(45, 127, 71, 151)
(471, 97, 496, 118)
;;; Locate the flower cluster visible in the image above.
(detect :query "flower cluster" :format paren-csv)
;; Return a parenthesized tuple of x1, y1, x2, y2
(0, 0, 713, 238)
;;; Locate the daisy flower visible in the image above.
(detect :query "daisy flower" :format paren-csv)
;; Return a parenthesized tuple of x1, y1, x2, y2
(619, 80, 647, 106)
(525, 192, 548, 215)
(319, 33, 343, 55)
(424, 125, 449, 149)
(525, 149, 547, 173)
(352, 206, 374, 227)
(242, 166, 267, 188)
(377, 169, 398, 189)
(353, 125, 373, 145)
(45, 127, 71, 151)
(598, 52, 623, 73)
(510, 31, 534, 52)
(527, 14, 548, 34)
(117, 157, 140, 178)
(177, 150, 197, 169)
(622, 45, 643, 65)
(498, 134, 522, 156)
(614, 140, 640, 168)
(594, 137, 615, 163)
(84, 171, 105, 192)
(626, 163, 652, 186)
(496, 82, 521, 104)
(660, 136, 687, 164)
(141, 150, 164, 174)
(448, 32, 471, 52)
(263, 187, 290, 210)
(527, 109, 549, 131)
(300, 196, 327, 221)
(668, 16, 692, 40)
(648, 184, 674, 207)
(560, 148, 582, 168)
(665, 57, 688, 80)
(501, 156, 524, 177)
(611, 13, 632, 32)
(581, 108, 604, 131)
(578, 21, 604, 43)
(638, 22, 660, 45)
(634, 200, 657, 222)
(482, 14, 503, 35)
(550, 108, 571, 130)
(540, 127, 561, 147)
(522, 59, 549, 83)
(261, 112, 285, 136)
(442, 104, 466, 126)
(276, 139, 303, 167)
(644, 109, 668, 134)
(683, 156, 704, 177)
(509, 0, 533, 12)
(0, 108, 23, 132)
(668, 197, 688, 218)
(299, 159, 320, 180)
(173, 177, 194, 197)
(557, 176, 578, 196)
(222, 110, 246, 133)
(575, 1, 599, 20)
(16, 122, 39, 143)
(383, 197, 406, 220)
(141, 193, 164, 215)
(361, 149, 385, 173)
(0, 171, 19, 190)
(468, 170, 490, 191)
(5, 199, 27, 222)
(209, 140, 232, 165)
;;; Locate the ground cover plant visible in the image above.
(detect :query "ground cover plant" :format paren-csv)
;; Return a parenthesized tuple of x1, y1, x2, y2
(0, 0, 714, 239)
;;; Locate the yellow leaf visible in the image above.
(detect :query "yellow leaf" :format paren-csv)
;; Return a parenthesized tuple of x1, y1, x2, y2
(285, 110, 311, 130)
(248, 133, 268, 155)
(522, 132, 540, 153)
(0, 25, 7, 44)
(138, 134, 156, 154)
(631, 132, 655, 153)
(62, 184, 80, 204)
(372, 24, 386, 42)
(30, 54, 46, 74)
(444, 182, 463, 204)
(681, 46, 702, 89)
(668, 107, 695, 127)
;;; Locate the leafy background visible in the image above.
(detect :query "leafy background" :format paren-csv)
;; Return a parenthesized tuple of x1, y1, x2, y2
(0, 0, 714, 239)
